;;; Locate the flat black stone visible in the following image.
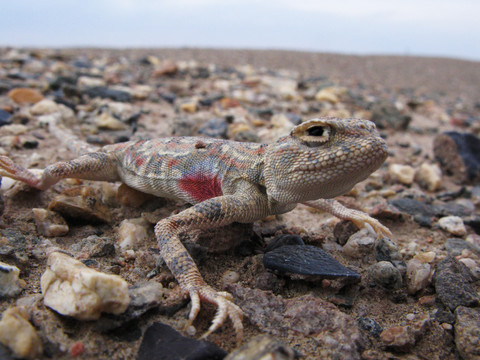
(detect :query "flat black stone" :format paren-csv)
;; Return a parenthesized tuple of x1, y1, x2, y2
(263, 245, 360, 278)
(137, 322, 227, 360)
(84, 86, 131, 102)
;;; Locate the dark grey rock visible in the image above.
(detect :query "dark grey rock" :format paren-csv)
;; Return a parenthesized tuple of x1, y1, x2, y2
(357, 317, 383, 337)
(333, 220, 359, 246)
(454, 306, 480, 360)
(389, 197, 435, 218)
(84, 86, 131, 102)
(96, 281, 166, 332)
(225, 335, 295, 360)
(445, 238, 471, 256)
(0, 109, 12, 126)
(285, 112, 302, 125)
(434, 256, 480, 311)
(369, 261, 403, 290)
(198, 118, 228, 139)
(434, 131, 480, 184)
(137, 322, 226, 360)
(227, 285, 364, 359)
(370, 100, 411, 130)
(263, 245, 360, 279)
(264, 234, 304, 253)
(375, 237, 401, 262)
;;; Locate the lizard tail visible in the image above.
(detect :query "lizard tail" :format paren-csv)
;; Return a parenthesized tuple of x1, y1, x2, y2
(47, 116, 99, 155)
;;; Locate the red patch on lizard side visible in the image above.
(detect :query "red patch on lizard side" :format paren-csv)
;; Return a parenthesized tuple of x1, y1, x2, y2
(135, 156, 146, 167)
(178, 173, 223, 202)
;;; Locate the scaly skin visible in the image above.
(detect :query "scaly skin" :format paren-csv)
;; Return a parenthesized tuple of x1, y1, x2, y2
(0, 117, 390, 342)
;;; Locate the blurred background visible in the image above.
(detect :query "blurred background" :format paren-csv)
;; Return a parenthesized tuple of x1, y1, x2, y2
(2, 0, 479, 61)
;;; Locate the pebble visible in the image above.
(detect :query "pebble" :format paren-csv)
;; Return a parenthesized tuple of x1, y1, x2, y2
(342, 228, 376, 258)
(0, 261, 23, 298)
(7, 88, 44, 105)
(0, 307, 43, 359)
(179, 100, 198, 113)
(389, 164, 415, 185)
(117, 218, 149, 250)
(454, 306, 480, 360)
(415, 163, 442, 191)
(458, 258, 480, 279)
(370, 100, 411, 130)
(153, 60, 178, 76)
(433, 131, 480, 185)
(369, 261, 403, 290)
(29, 99, 60, 116)
(198, 117, 228, 139)
(96, 281, 167, 332)
(94, 112, 128, 130)
(137, 322, 226, 360)
(221, 270, 240, 286)
(78, 76, 106, 88)
(437, 216, 466, 237)
(264, 234, 304, 252)
(445, 238, 470, 256)
(333, 220, 359, 246)
(433, 256, 479, 311)
(32, 208, 69, 237)
(48, 186, 112, 223)
(225, 335, 295, 360)
(40, 252, 130, 320)
(84, 86, 131, 102)
(0, 109, 12, 126)
(379, 316, 429, 352)
(228, 284, 364, 359)
(406, 258, 431, 294)
(357, 317, 383, 337)
(263, 244, 360, 278)
(315, 87, 345, 104)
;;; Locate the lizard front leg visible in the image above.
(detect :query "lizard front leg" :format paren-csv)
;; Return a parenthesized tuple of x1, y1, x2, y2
(154, 191, 269, 342)
(0, 153, 120, 190)
(304, 199, 392, 238)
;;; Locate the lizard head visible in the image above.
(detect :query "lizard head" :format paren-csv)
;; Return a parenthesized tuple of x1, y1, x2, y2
(264, 117, 388, 203)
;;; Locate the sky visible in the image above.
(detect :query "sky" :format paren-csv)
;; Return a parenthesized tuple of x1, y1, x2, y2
(2, 0, 479, 61)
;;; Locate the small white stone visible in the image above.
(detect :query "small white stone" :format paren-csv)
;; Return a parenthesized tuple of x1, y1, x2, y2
(415, 163, 442, 191)
(0, 306, 43, 359)
(342, 228, 376, 258)
(0, 261, 23, 298)
(438, 216, 466, 237)
(221, 270, 240, 286)
(41, 252, 130, 320)
(78, 76, 106, 88)
(406, 258, 431, 294)
(389, 164, 415, 185)
(406, 313, 416, 321)
(132, 84, 154, 99)
(117, 218, 149, 250)
(29, 99, 59, 116)
(32, 208, 69, 237)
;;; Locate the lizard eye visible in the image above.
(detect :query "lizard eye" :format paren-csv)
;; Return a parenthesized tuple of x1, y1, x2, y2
(307, 126, 325, 137)
(290, 120, 333, 147)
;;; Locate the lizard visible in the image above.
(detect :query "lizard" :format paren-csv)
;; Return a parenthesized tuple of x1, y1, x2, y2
(0, 116, 390, 342)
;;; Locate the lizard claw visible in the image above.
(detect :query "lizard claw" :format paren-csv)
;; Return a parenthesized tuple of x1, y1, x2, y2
(186, 285, 243, 342)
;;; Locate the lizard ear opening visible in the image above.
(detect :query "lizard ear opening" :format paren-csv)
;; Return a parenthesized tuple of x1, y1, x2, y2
(291, 121, 332, 146)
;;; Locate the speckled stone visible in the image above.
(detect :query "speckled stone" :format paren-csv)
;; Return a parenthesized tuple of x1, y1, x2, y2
(454, 306, 480, 360)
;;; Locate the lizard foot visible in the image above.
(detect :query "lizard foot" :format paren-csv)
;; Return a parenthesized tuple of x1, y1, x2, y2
(186, 284, 243, 342)
(0, 156, 41, 187)
(350, 212, 392, 239)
